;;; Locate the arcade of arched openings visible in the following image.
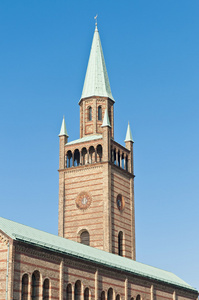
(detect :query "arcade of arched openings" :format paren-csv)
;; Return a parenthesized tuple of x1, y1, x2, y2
(111, 147, 129, 172)
(66, 144, 103, 168)
(21, 271, 50, 300)
(65, 282, 142, 300)
(21, 275, 143, 300)
(65, 144, 130, 173)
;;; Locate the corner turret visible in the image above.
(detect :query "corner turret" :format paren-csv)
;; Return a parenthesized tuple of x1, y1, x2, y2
(125, 122, 134, 174)
(59, 116, 68, 170)
(102, 109, 111, 162)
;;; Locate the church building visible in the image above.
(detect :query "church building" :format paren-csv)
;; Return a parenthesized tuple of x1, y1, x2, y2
(0, 24, 198, 300)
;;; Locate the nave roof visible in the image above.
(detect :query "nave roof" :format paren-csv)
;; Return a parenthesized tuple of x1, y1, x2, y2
(0, 217, 197, 293)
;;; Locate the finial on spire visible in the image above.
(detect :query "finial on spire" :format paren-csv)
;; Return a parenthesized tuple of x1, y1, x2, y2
(94, 14, 98, 28)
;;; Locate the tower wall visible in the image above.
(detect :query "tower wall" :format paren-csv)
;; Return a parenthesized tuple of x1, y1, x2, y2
(61, 164, 105, 250)
(79, 97, 114, 138)
(111, 166, 135, 260)
(59, 123, 136, 258)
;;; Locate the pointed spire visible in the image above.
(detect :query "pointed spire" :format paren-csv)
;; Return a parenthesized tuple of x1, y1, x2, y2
(101, 109, 111, 128)
(125, 122, 134, 142)
(59, 116, 68, 137)
(80, 26, 114, 102)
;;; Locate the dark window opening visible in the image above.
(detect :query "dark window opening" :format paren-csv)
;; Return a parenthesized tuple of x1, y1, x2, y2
(88, 107, 92, 121)
(75, 281, 81, 300)
(98, 106, 102, 121)
(66, 284, 72, 300)
(80, 230, 90, 246)
(118, 231, 123, 256)
(43, 279, 49, 300)
(31, 271, 40, 300)
(22, 274, 28, 300)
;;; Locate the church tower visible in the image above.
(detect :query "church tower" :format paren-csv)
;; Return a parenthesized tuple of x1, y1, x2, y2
(58, 25, 136, 260)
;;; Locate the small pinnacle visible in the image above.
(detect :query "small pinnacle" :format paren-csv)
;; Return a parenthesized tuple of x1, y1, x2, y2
(59, 116, 68, 137)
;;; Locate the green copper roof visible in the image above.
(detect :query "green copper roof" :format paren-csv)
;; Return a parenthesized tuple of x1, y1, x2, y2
(101, 109, 111, 127)
(125, 122, 134, 142)
(59, 116, 68, 137)
(0, 217, 197, 293)
(80, 25, 114, 102)
(67, 134, 102, 146)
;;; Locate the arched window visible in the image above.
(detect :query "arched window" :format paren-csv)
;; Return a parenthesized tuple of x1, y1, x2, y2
(98, 106, 102, 121)
(111, 148, 113, 163)
(67, 150, 72, 168)
(114, 149, 116, 165)
(136, 296, 141, 300)
(97, 144, 103, 162)
(101, 291, 105, 300)
(74, 149, 80, 167)
(89, 146, 95, 164)
(31, 271, 40, 300)
(81, 147, 87, 165)
(108, 109, 111, 124)
(107, 288, 113, 300)
(125, 155, 128, 171)
(43, 279, 49, 300)
(121, 153, 125, 169)
(118, 231, 123, 256)
(80, 230, 90, 246)
(84, 287, 90, 300)
(75, 280, 81, 300)
(21, 274, 28, 300)
(66, 283, 72, 300)
(118, 150, 121, 167)
(116, 295, 120, 300)
(88, 107, 92, 121)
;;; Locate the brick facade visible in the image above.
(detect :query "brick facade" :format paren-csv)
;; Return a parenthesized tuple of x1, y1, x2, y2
(0, 237, 197, 300)
(58, 94, 135, 259)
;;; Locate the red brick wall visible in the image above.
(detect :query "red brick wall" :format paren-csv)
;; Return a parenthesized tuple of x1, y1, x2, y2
(10, 243, 197, 300)
(111, 167, 133, 259)
(0, 239, 7, 299)
(63, 164, 104, 250)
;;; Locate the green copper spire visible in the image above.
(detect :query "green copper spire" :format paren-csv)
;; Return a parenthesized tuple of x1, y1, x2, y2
(101, 109, 111, 127)
(125, 122, 134, 142)
(59, 116, 68, 137)
(80, 25, 114, 102)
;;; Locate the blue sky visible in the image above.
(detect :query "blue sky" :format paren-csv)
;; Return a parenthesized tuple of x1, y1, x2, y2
(0, 0, 199, 291)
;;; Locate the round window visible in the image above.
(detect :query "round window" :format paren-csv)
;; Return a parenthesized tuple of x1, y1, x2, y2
(116, 194, 125, 211)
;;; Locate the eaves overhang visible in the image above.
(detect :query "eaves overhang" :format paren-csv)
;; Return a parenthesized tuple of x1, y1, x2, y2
(12, 233, 198, 294)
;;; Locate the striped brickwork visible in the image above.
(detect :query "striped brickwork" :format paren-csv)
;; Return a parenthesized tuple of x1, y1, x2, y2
(111, 167, 134, 259)
(63, 164, 104, 250)
(8, 242, 197, 300)
(59, 98, 135, 259)
(0, 239, 7, 299)
(79, 97, 114, 138)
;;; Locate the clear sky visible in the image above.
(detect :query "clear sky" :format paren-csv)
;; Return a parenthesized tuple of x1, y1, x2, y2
(0, 0, 199, 291)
